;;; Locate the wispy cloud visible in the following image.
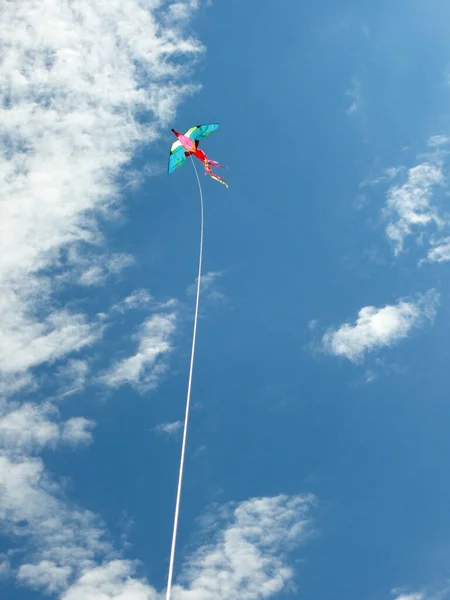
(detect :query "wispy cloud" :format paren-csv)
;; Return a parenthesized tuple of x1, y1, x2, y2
(102, 313, 177, 390)
(394, 595, 424, 600)
(359, 166, 404, 190)
(425, 236, 450, 263)
(346, 78, 364, 116)
(384, 163, 444, 255)
(188, 271, 225, 302)
(428, 135, 450, 148)
(73, 252, 135, 287)
(57, 359, 90, 399)
(322, 290, 439, 362)
(0, 557, 10, 580)
(169, 0, 202, 22)
(0, 308, 102, 377)
(155, 420, 184, 435)
(112, 289, 154, 313)
(345, 78, 368, 141)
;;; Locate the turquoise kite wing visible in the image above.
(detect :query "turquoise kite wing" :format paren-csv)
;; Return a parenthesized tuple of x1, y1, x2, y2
(168, 139, 186, 173)
(184, 123, 219, 142)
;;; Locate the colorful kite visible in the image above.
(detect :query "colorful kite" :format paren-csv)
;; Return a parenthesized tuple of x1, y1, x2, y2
(168, 123, 228, 187)
(165, 124, 226, 600)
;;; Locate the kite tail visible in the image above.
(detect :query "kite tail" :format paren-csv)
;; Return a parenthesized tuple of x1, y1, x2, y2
(203, 160, 229, 188)
(207, 159, 227, 169)
(210, 172, 229, 188)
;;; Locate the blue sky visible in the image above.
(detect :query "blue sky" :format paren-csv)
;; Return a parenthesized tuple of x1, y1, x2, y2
(2, 1, 450, 599)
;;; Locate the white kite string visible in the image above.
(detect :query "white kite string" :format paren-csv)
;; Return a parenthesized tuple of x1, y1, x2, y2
(165, 157, 204, 600)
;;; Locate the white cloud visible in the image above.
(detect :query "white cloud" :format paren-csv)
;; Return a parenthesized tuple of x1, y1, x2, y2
(170, 1, 201, 22)
(0, 403, 94, 453)
(61, 560, 157, 600)
(174, 494, 315, 600)
(62, 417, 95, 445)
(111, 289, 154, 314)
(0, 373, 36, 398)
(188, 271, 223, 295)
(0, 403, 60, 453)
(0, 455, 109, 572)
(0, 0, 202, 385)
(188, 271, 225, 304)
(0, 1, 204, 593)
(1, 461, 315, 599)
(393, 594, 424, 600)
(18, 561, 72, 594)
(155, 420, 183, 435)
(1, 457, 153, 597)
(428, 135, 450, 147)
(121, 289, 154, 311)
(426, 236, 450, 263)
(0, 308, 102, 376)
(384, 163, 444, 254)
(102, 313, 176, 390)
(75, 252, 135, 286)
(322, 291, 439, 362)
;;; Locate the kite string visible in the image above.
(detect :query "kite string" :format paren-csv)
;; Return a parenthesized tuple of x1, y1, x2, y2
(165, 157, 204, 600)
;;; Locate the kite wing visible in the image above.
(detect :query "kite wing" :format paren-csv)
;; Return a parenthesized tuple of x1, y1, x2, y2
(168, 139, 186, 173)
(184, 123, 219, 142)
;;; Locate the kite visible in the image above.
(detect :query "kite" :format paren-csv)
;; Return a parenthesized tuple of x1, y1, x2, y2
(165, 124, 228, 600)
(168, 123, 228, 188)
